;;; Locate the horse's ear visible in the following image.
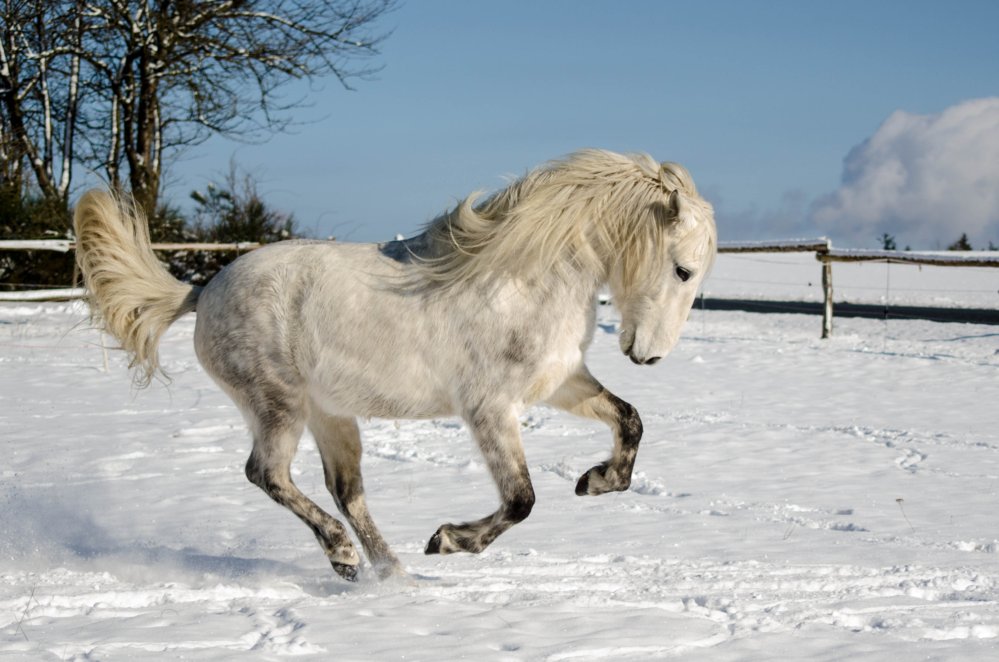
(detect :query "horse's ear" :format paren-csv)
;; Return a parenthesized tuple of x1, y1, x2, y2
(665, 188, 698, 232)
(667, 189, 681, 218)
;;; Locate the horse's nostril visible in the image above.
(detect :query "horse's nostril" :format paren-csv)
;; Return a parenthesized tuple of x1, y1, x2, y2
(644, 356, 661, 365)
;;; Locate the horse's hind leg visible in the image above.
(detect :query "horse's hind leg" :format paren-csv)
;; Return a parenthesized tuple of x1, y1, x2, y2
(308, 409, 404, 579)
(546, 366, 643, 496)
(425, 406, 535, 555)
(243, 404, 361, 580)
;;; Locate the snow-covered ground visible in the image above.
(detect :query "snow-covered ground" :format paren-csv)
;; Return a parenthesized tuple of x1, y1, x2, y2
(2, 258, 998, 660)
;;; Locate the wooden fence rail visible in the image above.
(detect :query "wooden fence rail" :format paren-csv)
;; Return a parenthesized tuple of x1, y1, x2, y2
(0, 239, 260, 253)
(820, 248, 999, 268)
(4, 238, 998, 336)
(717, 238, 831, 254)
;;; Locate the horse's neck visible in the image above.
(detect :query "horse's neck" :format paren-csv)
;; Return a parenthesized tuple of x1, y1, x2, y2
(503, 263, 605, 320)
(380, 230, 605, 308)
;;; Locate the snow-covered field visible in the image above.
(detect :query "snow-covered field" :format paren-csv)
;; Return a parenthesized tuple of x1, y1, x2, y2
(2, 257, 998, 660)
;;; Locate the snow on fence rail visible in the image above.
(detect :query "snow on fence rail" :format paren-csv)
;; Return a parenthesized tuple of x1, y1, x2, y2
(0, 239, 75, 252)
(0, 287, 86, 301)
(821, 248, 999, 268)
(0, 239, 261, 253)
(717, 238, 832, 254)
(3, 239, 998, 336)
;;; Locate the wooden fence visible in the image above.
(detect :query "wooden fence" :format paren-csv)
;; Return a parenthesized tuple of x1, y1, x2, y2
(717, 238, 999, 337)
(0, 239, 260, 253)
(0, 239, 260, 301)
(3, 238, 998, 336)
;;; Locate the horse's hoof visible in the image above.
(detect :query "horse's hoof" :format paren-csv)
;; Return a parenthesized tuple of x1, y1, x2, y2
(332, 561, 359, 582)
(576, 462, 608, 495)
(425, 527, 444, 555)
(576, 462, 629, 496)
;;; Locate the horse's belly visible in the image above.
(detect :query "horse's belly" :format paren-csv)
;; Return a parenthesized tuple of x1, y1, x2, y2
(308, 384, 453, 420)
(305, 355, 454, 420)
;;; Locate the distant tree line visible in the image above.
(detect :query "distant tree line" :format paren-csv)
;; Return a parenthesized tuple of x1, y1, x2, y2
(1, 0, 395, 289)
(878, 232, 997, 252)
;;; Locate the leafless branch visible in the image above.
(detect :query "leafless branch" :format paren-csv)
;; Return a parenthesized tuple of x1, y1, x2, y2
(0, 0, 396, 216)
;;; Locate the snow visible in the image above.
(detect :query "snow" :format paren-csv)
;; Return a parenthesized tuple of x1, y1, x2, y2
(823, 249, 999, 267)
(0, 241, 72, 253)
(2, 259, 999, 660)
(718, 238, 830, 252)
(0, 289, 86, 302)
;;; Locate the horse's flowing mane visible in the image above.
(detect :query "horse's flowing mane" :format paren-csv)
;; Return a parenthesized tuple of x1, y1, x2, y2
(416, 149, 716, 289)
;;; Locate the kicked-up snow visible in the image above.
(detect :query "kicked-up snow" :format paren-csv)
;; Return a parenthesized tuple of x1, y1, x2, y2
(1, 290, 998, 660)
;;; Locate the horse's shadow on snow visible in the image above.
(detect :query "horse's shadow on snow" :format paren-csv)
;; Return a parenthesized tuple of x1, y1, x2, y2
(69, 538, 296, 578)
(69, 536, 356, 594)
(4, 488, 351, 592)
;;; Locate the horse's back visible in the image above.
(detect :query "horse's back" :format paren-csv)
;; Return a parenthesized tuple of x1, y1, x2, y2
(195, 240, 342, 331)
(193, 241, 363, 395)
(192, 240, 455, 418)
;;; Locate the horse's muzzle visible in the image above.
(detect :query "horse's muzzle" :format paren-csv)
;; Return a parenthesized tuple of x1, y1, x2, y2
(627, 351, 661, 365)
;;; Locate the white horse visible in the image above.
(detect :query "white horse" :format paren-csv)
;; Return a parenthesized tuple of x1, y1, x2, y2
(73, 149, 717, 581)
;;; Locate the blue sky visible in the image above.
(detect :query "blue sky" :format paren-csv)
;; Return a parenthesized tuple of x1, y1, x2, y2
(176, 0, 999, 248)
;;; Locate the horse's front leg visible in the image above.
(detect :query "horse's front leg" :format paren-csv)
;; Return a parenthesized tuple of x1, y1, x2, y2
(425, 407, 535, 555)
(546, 367, 643, 496)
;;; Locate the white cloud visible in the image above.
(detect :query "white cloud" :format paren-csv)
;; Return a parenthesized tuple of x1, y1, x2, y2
(811, 98, 999, 248)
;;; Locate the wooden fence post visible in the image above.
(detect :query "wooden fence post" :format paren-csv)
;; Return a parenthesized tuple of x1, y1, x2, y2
(821, 256, 833, 339)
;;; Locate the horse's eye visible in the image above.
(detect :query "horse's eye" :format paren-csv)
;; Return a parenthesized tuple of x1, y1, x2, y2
(675, 266, 692, 282)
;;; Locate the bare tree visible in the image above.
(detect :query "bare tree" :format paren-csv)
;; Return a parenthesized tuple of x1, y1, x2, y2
(0, 0, 85, 202)
(1, 0, 395, 216)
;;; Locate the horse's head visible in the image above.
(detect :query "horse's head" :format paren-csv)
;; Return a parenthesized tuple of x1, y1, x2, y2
(610, 178, 716, 366)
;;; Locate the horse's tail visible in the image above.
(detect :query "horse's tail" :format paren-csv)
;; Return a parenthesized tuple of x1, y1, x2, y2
(74, 189, 201, 386)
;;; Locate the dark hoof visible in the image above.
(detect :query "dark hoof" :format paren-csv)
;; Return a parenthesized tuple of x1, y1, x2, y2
(575, 462, 630, 496)
(576, 462, 609, 496)
(332, 561, 359, 582)
(425, 527, 443, 555)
